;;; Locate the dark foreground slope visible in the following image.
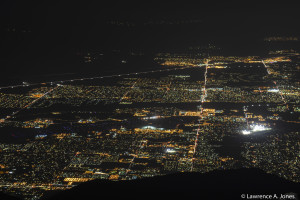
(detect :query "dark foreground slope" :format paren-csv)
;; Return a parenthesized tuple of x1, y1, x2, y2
(0, 193, 21, 200)
(41, 168, 299, 200)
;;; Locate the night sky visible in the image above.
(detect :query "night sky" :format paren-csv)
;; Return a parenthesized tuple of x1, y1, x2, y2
(1, 1, 299, 78)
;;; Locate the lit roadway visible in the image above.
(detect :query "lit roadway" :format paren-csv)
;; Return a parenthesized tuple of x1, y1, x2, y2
(262, 60, 287, 104)
(1, 85, 61, 122)
(261, 60, 271, 75)
(125, 133, 149, 175)
(119, 78, 140, 103)
(0, 64, 207, 91)
(190, 59, 209, 172)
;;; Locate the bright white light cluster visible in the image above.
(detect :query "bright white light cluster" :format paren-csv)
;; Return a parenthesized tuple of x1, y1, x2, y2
(242, 130, 251, 135)
(242, 124, 271, 135)
(166, 148, 176, 153)
(250, 124, 271, 132)
(267, 89, 279, 93)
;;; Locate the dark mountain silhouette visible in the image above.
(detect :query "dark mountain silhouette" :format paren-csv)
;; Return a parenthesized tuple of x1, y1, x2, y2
(39, 168, 299, 200)
(0, 192, 21, 200)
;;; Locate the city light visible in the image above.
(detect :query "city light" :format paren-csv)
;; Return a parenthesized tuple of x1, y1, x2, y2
(242, 130, 251, 135)
(166, 148, 176, 153)
(242, 124, 271, 135)
(250, 124, 271, 132)
(267, 89, 279, 93)
(1, 2, 299, 199)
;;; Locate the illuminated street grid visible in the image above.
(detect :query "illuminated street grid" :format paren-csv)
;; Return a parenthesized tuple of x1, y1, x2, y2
(0, 54, 299, 199)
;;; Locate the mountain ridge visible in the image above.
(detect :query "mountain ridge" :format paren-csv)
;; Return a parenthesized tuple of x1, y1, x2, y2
(40, 168, 300, 200)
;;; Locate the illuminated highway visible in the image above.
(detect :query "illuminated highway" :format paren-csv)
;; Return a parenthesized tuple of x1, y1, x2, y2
(1, 85, 61, 122)
(261, 60, 271, 75)
(262, 60, 287, 104)
(0, 64, 206, 91)
(191, 59, 209, 172)
(125, 136, 148, 175)
(119, 79, 140, 103)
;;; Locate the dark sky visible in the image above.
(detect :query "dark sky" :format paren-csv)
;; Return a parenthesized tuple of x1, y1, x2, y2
(0, 1, 299, 77)
(1, 1, 299, 48)
(2, 2, 299, 26)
